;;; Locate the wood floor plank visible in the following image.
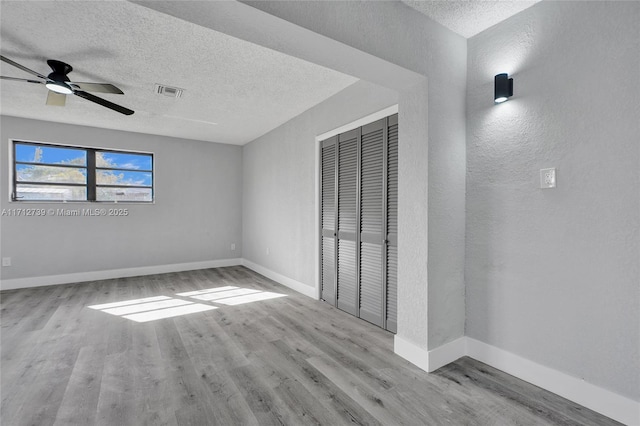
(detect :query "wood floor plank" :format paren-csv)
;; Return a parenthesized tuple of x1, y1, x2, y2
(95, 350, 141, 426)
(178, 310, 250, 370)
(271, 307, 392, 374)
(1, 284, 67, 339)
(228, 364, 302, 426)
(130, 323, 177, 425)
(0, 266, 623, 426)
(307, 354, 424, 425)
(436, 358, 609, 426)
(1, 281, 106, 425)
(54, 344, 106, 426)
(4, 332, 80, 425)
(246, 342, 354, 425)
(258, 339, 384, 426)
(175, 315, 258, 425)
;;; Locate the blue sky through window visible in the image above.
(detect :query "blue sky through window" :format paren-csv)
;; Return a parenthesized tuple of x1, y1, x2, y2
(98, 152, 152, 170)
(16, 144, 86, 165)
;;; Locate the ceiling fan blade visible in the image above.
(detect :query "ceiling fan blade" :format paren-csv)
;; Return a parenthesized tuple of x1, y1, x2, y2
(1, 76, 44, 84)
(73, 90, 134, 116)
(0, 55, 47, 79)
(69, 82, 124, 94)
(46, 91, 66, 107)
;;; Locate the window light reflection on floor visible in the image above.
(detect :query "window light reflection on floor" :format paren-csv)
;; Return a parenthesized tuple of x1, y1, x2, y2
(88, 286, 286, 323)
(89, 297, 216, 323)
(102, 298, 193, 316)
(88, 295, 172, 310)
(123, 303, 216, 323)
(176, 286, 238, 297)
(213, 291, 287, 306)
(186, 288, 261, 302)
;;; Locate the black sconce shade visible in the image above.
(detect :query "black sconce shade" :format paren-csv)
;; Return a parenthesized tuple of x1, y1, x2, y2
(494, 73, 513, 103)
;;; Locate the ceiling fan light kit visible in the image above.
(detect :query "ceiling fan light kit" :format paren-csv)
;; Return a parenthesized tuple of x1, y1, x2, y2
(0, 55, 135, 115)
(45, 81, 73, 95)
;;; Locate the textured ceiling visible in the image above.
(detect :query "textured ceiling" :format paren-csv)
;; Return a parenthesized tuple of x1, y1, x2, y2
(1, 0, 543, 145)
(0, 1, 357, 145)
(402, 0, 542, 38)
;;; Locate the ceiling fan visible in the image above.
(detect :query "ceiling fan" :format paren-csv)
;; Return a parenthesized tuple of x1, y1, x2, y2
(0, 55, 134, 115)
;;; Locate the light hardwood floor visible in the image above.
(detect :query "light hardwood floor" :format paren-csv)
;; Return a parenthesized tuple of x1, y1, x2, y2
(1, 266, 621, 425)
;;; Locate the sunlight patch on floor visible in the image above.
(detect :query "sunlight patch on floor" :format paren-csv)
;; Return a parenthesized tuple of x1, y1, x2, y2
(123, 303, 217, 323)
(88, 286, 286, 322)
(101, 298, 193, 316)
(187, 287, 261, 302)
(88, 295, 171, 310)
(213, 291, 287, 306)
(176, 286, 238, 297)
(88, 297, 215, 323)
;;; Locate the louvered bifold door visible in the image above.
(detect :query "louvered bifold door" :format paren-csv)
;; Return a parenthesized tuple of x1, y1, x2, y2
(336, 128, 359, 316)
(359, 118, 385, 327)
(385, 114, 399, 333)
(319, 113, 398, 333)
(321, 136, 337, 305)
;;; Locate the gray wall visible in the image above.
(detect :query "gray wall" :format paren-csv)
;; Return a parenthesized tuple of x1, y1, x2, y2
(466, 1, 640, 400)
(0, 116, 243, 282)
(242, 80, 398, 287)
(243, 0, 467, 350)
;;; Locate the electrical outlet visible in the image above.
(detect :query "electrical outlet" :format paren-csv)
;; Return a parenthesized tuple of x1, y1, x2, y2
(231, 243, 236, 251)
(540, 168, 556, 189)
(266, 247, 270, 256)
(2, 257, 11, 267)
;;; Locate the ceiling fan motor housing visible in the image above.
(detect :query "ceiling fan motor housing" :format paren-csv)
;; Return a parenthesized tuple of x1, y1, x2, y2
(47, 59, 73, 82)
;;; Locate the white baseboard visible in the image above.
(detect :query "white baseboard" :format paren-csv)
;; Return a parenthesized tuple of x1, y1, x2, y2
(0, 257, 317, 300)
(394, 335, 431, 372)
(466, 338, 640, 426)
(241, 259, 316, 299)
(427, 337, 467, 372)
(394, 335, 466, 373)
(0, 258, 243, 291)
(394, 335, 639, 426)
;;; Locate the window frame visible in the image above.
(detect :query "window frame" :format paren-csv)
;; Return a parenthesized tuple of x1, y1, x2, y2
(10, 140, 154, 203)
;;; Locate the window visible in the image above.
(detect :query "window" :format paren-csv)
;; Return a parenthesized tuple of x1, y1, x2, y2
(12, 141, 153, 202)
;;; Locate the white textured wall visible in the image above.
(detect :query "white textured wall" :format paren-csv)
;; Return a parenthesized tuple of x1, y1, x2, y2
(466, 1, 640, 400)
(243, 81, 398, 287)
(0, 116, 243, 283)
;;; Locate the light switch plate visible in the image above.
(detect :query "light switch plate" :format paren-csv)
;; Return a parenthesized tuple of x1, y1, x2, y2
(2, 257, 11, 267)
(540, 168, 556, 189)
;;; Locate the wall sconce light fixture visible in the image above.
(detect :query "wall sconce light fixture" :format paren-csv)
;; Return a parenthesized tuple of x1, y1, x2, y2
(494, 73, 513, 103)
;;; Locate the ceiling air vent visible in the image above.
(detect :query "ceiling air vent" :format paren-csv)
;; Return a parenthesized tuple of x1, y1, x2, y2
(154, 84, 184, 98)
